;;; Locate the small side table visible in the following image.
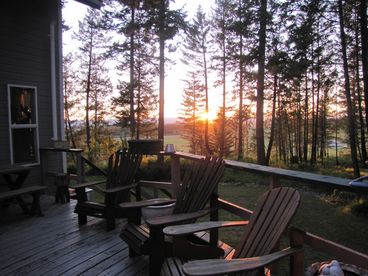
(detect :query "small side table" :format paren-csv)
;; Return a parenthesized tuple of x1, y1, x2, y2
(53, 172, 70, 203)
(40, 147, 84, 203)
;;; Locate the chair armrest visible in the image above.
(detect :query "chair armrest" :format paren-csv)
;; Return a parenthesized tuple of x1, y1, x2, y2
(96, 183, 137, 194)
(138, 180, 174, 192)
(146, 209, 210, 227)
(119, 198, 176, 209)
(183, 246, 303, 276)
(70, 180, 106, 189)
(164, 220, 249, 236)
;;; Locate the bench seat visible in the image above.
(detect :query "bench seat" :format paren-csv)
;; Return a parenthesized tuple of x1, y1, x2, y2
(0, 185, 47, 216)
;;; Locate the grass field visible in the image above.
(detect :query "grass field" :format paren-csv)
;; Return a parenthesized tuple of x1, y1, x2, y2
(164, 134, 189, 152)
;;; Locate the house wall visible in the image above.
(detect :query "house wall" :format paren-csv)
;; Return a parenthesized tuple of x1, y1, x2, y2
(0, 0, 63, 187)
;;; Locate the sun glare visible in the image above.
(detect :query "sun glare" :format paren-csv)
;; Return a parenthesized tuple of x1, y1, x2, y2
(199, 111, 217, 122)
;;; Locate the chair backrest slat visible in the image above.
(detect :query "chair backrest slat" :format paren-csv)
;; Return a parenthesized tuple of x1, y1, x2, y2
(173, 156, 225, 214)
(234, 187, 300, 260)
(104, 149, 142, 204)
(188, 157, 225, 212)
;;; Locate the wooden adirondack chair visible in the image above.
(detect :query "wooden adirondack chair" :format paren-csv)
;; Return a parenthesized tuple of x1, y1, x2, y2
(119, 155, 226, 275)
(161, 187, 302, 276)
(71, 149, 142, 231)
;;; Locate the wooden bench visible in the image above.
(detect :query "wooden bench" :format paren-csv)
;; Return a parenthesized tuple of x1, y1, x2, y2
(0, 185, 48, 216)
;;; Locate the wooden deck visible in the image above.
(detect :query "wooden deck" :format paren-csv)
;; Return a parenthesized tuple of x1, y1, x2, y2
(0, 195, 149, 276)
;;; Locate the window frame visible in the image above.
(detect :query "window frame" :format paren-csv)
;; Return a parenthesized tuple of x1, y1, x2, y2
(7, 84, 40, 165)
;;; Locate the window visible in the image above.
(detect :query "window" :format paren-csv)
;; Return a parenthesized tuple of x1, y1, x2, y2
(8, 85, 39, 164)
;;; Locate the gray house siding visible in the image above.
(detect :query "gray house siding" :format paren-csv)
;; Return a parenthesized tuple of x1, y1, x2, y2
(0, 0, 63, 187)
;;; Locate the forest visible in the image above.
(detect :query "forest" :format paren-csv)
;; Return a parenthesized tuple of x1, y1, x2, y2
(63, 0, 368, 178)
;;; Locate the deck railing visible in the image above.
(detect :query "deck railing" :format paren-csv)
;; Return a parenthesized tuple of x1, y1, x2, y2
(170, 152, 368, 273)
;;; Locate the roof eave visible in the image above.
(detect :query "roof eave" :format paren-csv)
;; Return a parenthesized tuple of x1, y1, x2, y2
(74, 0, 103, 9)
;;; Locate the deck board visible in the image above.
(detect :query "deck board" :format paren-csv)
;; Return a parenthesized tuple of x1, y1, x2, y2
(0, 196, 148, 276)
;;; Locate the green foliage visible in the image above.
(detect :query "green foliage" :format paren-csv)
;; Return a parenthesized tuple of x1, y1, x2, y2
(137, 157, 171, 181)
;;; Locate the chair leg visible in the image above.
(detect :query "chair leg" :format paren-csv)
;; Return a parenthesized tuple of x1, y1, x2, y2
(106, 217, 115, 231)
(105, 205, 116, 231)
(55, 187, 60, 203)
(149, 226, 165, 275)
(31, 193, 43, 216)
(129, 248, 139, 257)
(78, 214, 87, 225)
(65, 186, 70, 202)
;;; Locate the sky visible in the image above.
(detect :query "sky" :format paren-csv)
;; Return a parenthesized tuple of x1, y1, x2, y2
(62, 0, 218, 120)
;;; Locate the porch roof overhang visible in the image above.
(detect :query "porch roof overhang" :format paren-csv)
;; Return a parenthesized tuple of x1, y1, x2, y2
(74, 0, 103, 9)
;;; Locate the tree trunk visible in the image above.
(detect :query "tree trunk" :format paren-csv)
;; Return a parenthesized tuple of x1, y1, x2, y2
(360, 0, 368, 136)
(64, 81, 76, 149)
(256, 0, 267, 165)
(303, 73, 309, 163)
(312, 43, 321, 163)
(203, 44, 212, 155)
(220, 36, 226, 158)
(158, 0, 165, 149)
(338, 0, 360, 177)
(85, 36, 93, 159)
(266, 73, 277, 165)
(237, 0, 244, 161)
(355, 8, 367, 162)
(129, 7, 136, 138)
(297, 87, 303, 162)
(137, 57, 141, 140)
(319, 95, 327, 162)
(94, 94, 98, 155)
(310, 43, 317, 164)
(238, 37, 244, 160)
(286, 112, 293, 162)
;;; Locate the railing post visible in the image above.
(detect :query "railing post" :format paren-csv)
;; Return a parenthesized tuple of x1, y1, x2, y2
(269, 174, 280, 274)
(76, 151, 84, 183)
(210, 194, 219, 248)
(171, 154, 181, 198)
(290, 227, 304, 276)
(269, 175, 280, 189)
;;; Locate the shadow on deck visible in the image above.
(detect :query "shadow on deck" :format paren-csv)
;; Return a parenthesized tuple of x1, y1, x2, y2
(0, 196, 149, 276)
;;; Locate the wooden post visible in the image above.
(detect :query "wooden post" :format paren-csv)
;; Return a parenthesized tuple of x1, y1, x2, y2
(76, 151, 84, 183)
(40, 149, 46, 186)
(268, 174, 280, 274)
(149, 225, 165, 275)
(290, 227, 304, 276)
(209, 194, 219, 248)
(171, 154, 181, 198)
(269, 175, 280, 189)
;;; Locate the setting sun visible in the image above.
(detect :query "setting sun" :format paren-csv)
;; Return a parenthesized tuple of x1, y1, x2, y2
(199, 111, 217, 122)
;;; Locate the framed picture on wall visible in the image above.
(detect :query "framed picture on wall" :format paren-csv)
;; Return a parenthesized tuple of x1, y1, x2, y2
(7, 84, 39, 165)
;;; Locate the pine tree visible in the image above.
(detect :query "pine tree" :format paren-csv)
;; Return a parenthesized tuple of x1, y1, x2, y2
(63, 53, 79, 149)
(178, 72, 205, 154)
(212, 0, 235, 158)
(338, 0, 360, 177)
(255, 0, 268, 165)
(181, 6, 212, 154)
(103, 0, 159, 139)
(142, 0, 186, 145)
(210, 107, 234, 157)
(73, 8, 112, 160)
(227, 0, 256, 160)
